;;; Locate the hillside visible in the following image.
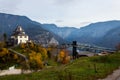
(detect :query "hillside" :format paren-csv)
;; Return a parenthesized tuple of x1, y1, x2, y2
(42, 24, 77, 39)
(43, 21, 120, 48)
(0, 13, 64, 44)
(1, 52, 120, 80)
(71, 20, 120, 48)
(1, 13, 120, 48)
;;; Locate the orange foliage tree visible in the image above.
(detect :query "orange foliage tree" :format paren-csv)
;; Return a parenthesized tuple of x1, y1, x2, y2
(17, 42, 48, 70)
(37, 47, 48, 61)
(29, 51, 43, 70)
(20, 43, 26, 49)
(0, 42, 5, 50)
(0, 48, 20, 70)
(0, 48, 9, 57)
(58, 49, 70, 64)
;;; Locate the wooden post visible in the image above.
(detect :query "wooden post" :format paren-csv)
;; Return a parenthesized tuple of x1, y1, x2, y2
(72, 41, 78, 59)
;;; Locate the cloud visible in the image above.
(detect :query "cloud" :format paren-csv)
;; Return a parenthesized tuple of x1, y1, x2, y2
(0, 0, 23, 13)
(0, 0, 120, 27)
(80, 22, 91, 25)
(54, 0, 78, 5)
(55, 20, 64, 23)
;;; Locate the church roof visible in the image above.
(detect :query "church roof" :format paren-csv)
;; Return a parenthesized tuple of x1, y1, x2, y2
(11, 26, 28, 36)
(14, 26, 24, 32)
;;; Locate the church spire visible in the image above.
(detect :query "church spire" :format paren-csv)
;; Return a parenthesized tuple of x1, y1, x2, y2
(15, 26, 24, 32)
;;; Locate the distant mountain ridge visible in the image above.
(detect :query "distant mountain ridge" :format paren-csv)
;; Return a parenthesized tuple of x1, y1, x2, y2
(1, 13, 120, 48)
(0, 13, 65, 44)
(42, 20, 120, 48)
(73, 21, 120, 48)
(42, 24, 77, 39)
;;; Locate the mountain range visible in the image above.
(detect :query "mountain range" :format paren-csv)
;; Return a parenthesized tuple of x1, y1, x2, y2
(42, 24, 77, 39)
(0, 13, 64, 44)
(0, 13, 120, 48)
(42, 21, 120, 49)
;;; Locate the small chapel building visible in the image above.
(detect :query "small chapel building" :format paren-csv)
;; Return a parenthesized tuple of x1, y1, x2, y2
(10, 26, 29, 45)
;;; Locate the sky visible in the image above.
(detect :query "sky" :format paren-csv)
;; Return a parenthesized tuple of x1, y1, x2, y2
(0, 0, 120, 28)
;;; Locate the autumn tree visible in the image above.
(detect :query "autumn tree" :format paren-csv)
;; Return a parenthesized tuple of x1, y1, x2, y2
(29, 42, 35, 49)
(17, 42, 48, 70)
(58, 49, 70, 64)
(20, 43, 26, 49)
(37, 47, 48, 61)
(29, 51, 43, 71)
(0, 48, 9, 57)
(13, 54, 18, 60)
(0, 48, 20, 70)
(0, 42, 5, 50)
(0, 48, 10, 69)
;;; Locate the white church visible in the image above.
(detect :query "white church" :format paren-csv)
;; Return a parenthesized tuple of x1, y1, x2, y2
(10, 26, 29, 45)
(8, 25, 59, 46)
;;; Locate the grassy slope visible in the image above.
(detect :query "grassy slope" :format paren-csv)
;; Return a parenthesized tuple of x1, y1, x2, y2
(1, 52, 120, 80)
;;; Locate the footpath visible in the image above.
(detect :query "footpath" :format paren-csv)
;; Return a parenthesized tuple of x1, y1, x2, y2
(98, 67, 120, 80)
(0, 69, 31, 76)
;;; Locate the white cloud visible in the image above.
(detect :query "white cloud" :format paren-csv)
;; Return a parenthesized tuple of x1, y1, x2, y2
(54, 0, 76, 5)
(0, 0, 120, 27)
(0, 0, 23, 13)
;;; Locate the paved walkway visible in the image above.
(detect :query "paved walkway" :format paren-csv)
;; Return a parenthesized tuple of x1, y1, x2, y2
(98, 67, 120, 80)
(0, 69, 31, 76)
(117, 76, 120, 80)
